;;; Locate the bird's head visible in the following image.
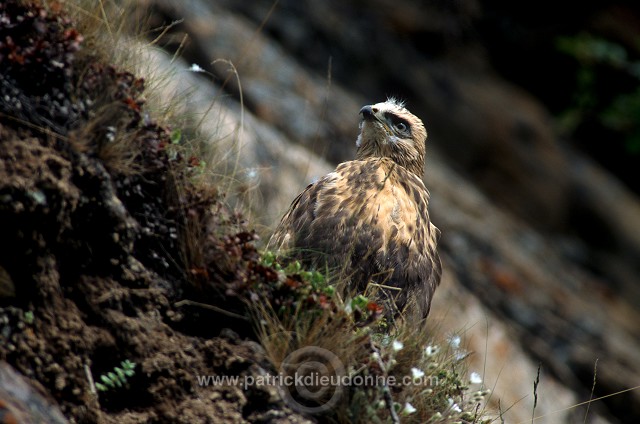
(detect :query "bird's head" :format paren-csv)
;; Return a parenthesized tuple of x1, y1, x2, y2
(355, 98, 427, 176)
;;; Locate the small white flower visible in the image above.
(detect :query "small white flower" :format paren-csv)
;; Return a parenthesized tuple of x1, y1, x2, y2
(401, 402, 417, 415)
(392, 340, 404, 352)
(371, 351, 380, 360)
(425, 345, 439, 356)
(410, 367, 425, 379)
(448, 334, 461, 349)
(244, 168, 260, 183)
(469, 371, 483, 384)
(189, 63, 205, 73)
(447, 397, 462, 413)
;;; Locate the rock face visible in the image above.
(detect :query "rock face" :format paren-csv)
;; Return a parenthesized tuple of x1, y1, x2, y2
(140, 0, 640, 422)
(0, 361, 68, 424)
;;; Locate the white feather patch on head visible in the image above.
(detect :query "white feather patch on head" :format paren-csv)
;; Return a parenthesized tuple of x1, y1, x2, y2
(385, 96, 406, 109)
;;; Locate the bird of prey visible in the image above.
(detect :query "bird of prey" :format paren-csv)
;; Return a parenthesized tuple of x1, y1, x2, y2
(269, 99, 441, 319)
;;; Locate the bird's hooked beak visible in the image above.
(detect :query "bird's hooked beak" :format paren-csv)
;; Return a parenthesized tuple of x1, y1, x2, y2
(359, 105, 390, 134)
(360, 105, 393, 136)
(360, 105, 378, 122)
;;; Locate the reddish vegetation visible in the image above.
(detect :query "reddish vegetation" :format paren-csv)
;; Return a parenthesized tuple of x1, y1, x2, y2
(0, 2, 294, 422)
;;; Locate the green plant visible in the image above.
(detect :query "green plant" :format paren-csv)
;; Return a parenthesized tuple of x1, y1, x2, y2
(95, 360, 136, 392)
(556, 33, 640, 155)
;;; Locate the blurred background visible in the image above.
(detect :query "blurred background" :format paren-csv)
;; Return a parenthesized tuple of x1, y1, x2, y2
(139, 1, 640, 422)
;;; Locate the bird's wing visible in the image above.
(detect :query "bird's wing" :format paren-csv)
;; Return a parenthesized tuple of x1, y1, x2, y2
(268, 160, 386, 261)
(267, 172, 338, 253)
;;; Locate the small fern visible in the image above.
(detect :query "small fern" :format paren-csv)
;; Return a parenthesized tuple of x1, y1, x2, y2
(95, 360, 136, 392)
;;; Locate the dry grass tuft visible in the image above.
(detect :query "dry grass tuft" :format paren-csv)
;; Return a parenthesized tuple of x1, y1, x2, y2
(252, 255, 493, 423)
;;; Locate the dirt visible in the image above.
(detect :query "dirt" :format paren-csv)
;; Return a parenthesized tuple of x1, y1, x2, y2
(0, 2, 311, 423)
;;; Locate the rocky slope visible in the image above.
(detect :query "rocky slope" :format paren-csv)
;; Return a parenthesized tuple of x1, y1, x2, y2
(140, 1, 640, 423)
(0, 2, 313, 422)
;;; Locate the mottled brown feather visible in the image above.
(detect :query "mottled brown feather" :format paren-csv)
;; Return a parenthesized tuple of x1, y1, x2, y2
(269, 99, 441, 319)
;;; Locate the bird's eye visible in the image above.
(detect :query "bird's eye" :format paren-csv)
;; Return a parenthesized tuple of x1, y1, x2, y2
(385, 112, 411, 134)
(395, 122, 407, 132)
